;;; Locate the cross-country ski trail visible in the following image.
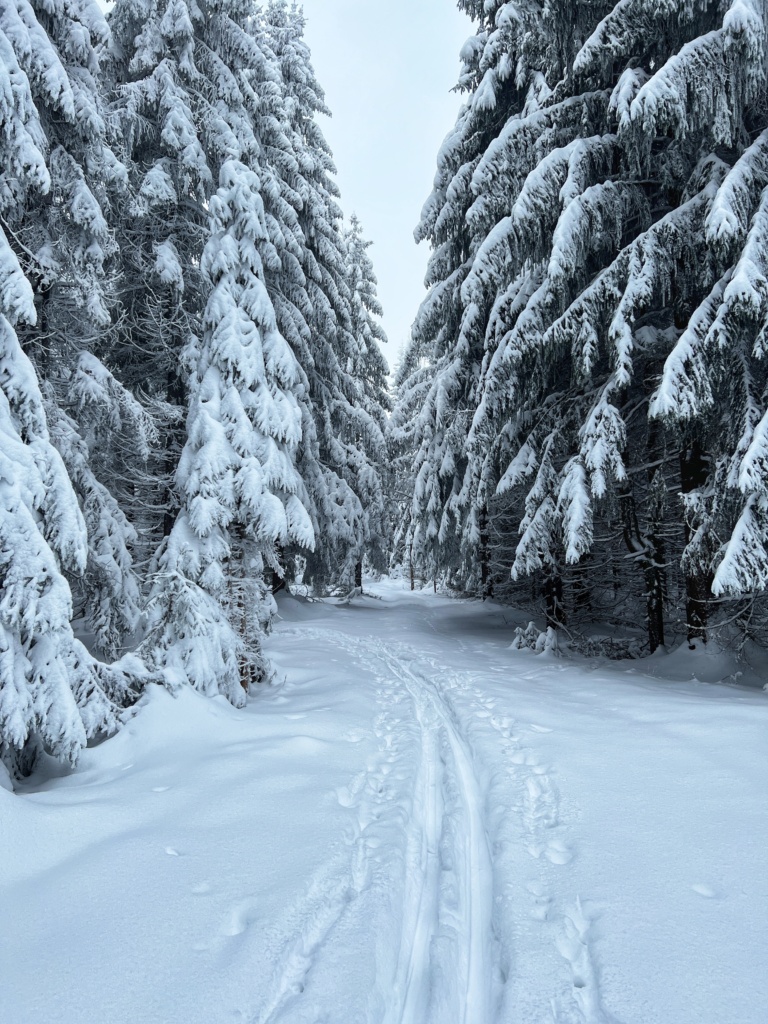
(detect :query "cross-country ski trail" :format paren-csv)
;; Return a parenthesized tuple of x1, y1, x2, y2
(2, 579, 766, 1024)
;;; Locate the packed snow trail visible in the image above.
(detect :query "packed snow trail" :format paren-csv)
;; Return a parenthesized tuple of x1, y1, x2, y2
(378, 645, 494, 1024)
(2, 580, 767, 1024)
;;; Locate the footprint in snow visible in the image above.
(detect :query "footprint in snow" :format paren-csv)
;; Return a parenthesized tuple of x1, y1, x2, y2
(545, 840, 573, 865)
(529, 724, 554, 733)
(344, 728, 367, 743)
(152, 786, 170, 793)
(221, 898, 260, 937)
(165, 847, 181, 857)
(530, 898, 551, 922)
(692, 884, 718, 898)
(526, 882, 552, 921)
(336, 786, 356, 808)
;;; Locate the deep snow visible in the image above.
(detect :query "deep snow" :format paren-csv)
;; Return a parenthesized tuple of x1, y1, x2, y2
(2, 580, 767, 1023)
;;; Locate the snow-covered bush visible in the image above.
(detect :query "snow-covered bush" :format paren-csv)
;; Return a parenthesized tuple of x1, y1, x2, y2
(511, 623, 559, 656)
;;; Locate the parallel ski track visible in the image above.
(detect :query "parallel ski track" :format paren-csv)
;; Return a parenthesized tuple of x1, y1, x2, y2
(378, 642, 494, 1024)
(270, 626, 495, 1024)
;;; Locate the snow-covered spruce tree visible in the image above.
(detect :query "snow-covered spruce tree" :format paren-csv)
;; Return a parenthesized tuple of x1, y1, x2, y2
(109, 0, 390, 599)
(2, 0, 126, 361)
(143, 159, 314, 702)
(106, 0, 241, 558)
(0, 0, 148, 778)
(0, 0, 148, 661)
(394, 0, 768, 649)
(235, 6, 330, 591)
(344, 214, 391, 582)
(0, 302, 139, 779)
(264, 1, 390, 593)
(108, 0, 313, 695)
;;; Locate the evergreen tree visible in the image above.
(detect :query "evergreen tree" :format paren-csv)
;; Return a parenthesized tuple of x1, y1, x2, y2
(344, 214, 391, 579)
(0, 309, 141, 778)
(109, 0, 393, 598)
(108, 0, 315, 694)
(0, 1, 144, 651)
(264, 1, 390, 592)
(107, 0, 252, 556)
(395, 0, 768, 649)
(1, 0, 144, 777)
(143, 159, 313, 701)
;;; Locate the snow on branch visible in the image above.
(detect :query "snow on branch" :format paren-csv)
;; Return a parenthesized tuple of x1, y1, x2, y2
(706, 128, 768, 248)
(629, 3, 766, 147)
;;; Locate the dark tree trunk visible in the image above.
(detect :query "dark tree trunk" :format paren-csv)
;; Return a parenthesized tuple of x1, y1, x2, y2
(409, 541, 415, 591)
(619, 481, 665, 652)
(644, 422, 668, 651)
(680, 440, 713, 645)
(354, 559, 363, 591)
(644, 558, 666, 653)
(572, 558, 592, 616)
(163, 368, 185, 538)
(479, 506, 493, 599)
(544, 568, 565, 629)
(229, 532, 256, 693)
(271, 546, 286, 595)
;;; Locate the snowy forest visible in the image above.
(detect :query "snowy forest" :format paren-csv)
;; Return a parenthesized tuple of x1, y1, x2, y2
(394, 0, 768, 653)
(0, 0, 392, 780)
(2, 3, 767, 1022)
(3, 0, 768, 781)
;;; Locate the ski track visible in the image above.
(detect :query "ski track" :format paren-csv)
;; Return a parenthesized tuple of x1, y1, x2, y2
(266, 620, 611, 1024)
(415, 645, 614, 1024)
(378, 644, 495, 1024)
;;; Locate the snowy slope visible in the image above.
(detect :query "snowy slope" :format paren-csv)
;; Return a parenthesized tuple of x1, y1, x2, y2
(2, 581, 767, 1023)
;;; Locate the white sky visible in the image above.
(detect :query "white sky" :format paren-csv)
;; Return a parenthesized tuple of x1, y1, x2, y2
(298, 0, 471, 368)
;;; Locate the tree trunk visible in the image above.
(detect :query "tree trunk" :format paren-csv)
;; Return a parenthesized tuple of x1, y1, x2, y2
(354, 559, 363, 591)
(680, 440, 713, 645)
(618, 481, 665, 652)
(271, 545, 286, 595)
(572, 558, 592, 616)
(409, 541, 415, 591)
(644, 422, 668, 652)
(231, 542, 252, 694)
(163, 368, 185, 538)
(544, 568, 565, 629)
(479, 505, 493, 599)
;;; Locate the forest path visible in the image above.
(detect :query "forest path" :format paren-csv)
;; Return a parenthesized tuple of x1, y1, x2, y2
(264, 590, 595, 1024)
(373, 641, 495, 1024)
(3, 580, 766, 1024)
(262, 623, 498, 1024)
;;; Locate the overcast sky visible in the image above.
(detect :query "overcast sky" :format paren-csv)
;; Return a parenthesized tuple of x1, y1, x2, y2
(298, 0, 472, 368)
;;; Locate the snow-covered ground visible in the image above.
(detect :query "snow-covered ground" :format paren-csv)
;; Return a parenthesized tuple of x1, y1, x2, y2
(3, 580, 767, 1024)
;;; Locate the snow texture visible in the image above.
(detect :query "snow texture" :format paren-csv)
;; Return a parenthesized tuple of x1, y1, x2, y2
(2, 581, 766, 1023)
